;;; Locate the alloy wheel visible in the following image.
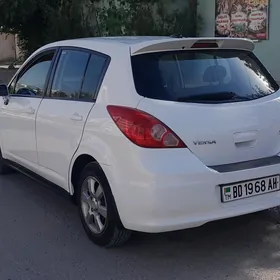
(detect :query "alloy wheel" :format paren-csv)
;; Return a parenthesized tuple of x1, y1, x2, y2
(80, 176, 108, 234)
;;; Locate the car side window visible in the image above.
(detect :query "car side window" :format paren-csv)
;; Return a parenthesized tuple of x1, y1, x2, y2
(80, 54, 107, 100)
(50, 50, 90, 99)
(14, 51, 55, 97)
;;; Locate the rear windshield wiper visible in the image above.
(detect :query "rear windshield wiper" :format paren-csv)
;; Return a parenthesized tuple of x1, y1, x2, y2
(177, 92, 251, 103)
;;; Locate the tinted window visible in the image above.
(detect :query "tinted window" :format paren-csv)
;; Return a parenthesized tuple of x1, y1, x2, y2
(14, 51, 55, 96)
(50, 50, 90, 99)
(131, 50, 279, 103)
(80, 54, 107, 100)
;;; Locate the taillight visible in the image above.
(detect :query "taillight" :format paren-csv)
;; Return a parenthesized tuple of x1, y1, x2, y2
(107, 105, 187, 149)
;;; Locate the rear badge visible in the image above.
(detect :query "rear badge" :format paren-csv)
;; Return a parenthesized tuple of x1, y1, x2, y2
(193, 140, 216, 146)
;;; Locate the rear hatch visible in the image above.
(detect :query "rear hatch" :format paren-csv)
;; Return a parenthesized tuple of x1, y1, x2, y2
(131, 39, 280, 167)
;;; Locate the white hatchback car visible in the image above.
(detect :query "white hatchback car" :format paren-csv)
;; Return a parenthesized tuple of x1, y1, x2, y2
(0, 36, 280, 247)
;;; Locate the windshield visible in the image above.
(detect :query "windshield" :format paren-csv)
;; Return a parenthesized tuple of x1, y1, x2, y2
(131, 49, 279, 103)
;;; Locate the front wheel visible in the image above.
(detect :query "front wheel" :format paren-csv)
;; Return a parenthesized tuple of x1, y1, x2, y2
(77, 162, 131, 247)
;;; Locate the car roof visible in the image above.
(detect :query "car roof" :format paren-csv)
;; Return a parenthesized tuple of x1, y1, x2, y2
(84, 36, 172, 45)
(38, 36, 170, 56)
(33, 36, 256, 58)
(47, 36, 170, 47)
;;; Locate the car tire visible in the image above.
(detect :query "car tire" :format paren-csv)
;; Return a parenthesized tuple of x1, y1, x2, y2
(0, 149, 13, 175)
(77, 162, 131, 247)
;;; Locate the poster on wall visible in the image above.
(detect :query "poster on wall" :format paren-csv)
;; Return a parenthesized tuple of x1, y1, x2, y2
(215, 0, 269, 40)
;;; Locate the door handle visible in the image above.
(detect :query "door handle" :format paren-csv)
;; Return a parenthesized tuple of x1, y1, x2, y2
(70, 112, 83, 121)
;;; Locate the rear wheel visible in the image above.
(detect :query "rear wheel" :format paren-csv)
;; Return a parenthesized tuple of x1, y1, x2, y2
(77, 162, 131, 247)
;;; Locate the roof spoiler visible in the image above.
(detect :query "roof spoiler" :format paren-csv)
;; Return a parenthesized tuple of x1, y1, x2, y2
(130, 38, 255, 55)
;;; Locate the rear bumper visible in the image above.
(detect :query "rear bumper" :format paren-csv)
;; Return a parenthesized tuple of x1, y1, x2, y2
(120, 192, 280, 233)
(102, 148, 280, 233)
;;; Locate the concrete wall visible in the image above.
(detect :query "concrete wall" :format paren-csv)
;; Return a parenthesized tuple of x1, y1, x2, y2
(0, 33, 17, 63)
(198, 0, 280, 82)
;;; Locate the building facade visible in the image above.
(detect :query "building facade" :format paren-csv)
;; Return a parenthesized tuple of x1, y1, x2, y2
(198, 0, 280, 82)
(0, 33, 18, 63)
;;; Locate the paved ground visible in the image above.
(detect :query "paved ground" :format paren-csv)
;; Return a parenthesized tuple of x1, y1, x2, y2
(1, 69, 280, 280)
(2, 173, 280, 280)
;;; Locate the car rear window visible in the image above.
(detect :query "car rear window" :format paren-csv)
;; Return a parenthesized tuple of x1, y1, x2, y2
(131, 49, 279, 103)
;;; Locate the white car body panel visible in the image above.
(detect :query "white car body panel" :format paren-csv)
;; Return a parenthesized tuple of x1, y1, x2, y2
(68, 57, 143, 192)
(100, 147, 280, 232)
(36, 99, 94, 190)
(1, 36, 280, 234)
(137, 93, 280, 166)
(0, 96, 42, 165)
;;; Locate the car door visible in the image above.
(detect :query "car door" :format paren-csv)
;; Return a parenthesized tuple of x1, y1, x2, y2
(36, 48, 109, 189)
(0, 49, 56, 168)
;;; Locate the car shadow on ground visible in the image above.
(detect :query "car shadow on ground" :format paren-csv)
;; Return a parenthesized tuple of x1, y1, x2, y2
(125, 210, 280, 279)
(1, 173, 280, 280)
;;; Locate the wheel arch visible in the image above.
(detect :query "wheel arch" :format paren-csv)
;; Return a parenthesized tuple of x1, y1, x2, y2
(69, 153, 124, 229)
(70, 153, 97, 199)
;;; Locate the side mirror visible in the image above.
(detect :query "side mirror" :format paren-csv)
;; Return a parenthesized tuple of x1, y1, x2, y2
(0, 84, 8, 96)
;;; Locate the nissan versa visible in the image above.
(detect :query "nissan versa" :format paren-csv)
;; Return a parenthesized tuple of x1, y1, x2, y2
(0, 36, 279, 247)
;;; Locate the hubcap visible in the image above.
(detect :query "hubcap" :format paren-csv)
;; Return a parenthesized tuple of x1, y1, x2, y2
(80, 176, 107, 234)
